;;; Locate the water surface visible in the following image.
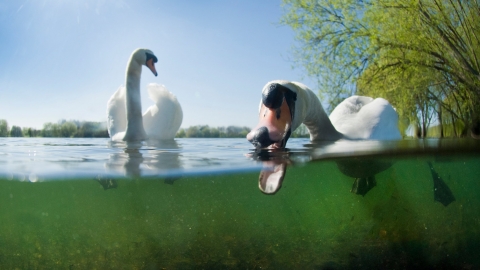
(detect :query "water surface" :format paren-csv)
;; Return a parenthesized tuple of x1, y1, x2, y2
(0, 138, 479, 269)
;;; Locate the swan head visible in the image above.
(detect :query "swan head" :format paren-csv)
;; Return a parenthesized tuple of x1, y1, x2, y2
(247, 82, 297, 149)
(131, 48, 158, 76)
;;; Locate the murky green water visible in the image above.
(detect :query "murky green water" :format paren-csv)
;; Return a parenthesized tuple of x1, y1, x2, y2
(0, 138, 479, 269)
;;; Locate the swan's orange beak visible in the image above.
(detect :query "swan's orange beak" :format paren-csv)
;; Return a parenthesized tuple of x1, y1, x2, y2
(146, 58, 158, 77)
(246, 98, 292, 149)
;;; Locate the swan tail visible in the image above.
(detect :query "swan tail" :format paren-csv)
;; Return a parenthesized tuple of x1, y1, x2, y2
(106, 86, 127, 140)
(143, 83, 183, 140)
(330, 96, 401, 140)
(368, 99, 402, 140)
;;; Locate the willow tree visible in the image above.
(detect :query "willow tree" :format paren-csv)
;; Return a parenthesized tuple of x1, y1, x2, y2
(282, 0, 480, 136)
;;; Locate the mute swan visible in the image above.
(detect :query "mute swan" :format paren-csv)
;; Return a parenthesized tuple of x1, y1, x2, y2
(247, 80, 401, 148)
(248, 80, 401, 195)
(107, 48, 183, 142)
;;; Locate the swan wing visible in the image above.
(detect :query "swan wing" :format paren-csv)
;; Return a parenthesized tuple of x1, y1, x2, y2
(330, 96, 401, 140)
(107, 86, 127, 140)
(143, 83, 183, 140)
(329, 96, 374, 121)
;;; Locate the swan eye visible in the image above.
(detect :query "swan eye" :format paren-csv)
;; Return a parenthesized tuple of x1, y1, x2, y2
(145, 52, 158, 64)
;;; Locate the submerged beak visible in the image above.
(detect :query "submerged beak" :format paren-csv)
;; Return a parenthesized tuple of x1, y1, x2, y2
(246, 98, 292, 149)
(259, 162, 287, 194)
(146, 58, 158, 77)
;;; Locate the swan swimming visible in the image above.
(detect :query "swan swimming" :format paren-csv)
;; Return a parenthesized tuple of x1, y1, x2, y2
(248, 80, 402, 194)
(107, 48, 183, 142)
(247, 80, 401, 148)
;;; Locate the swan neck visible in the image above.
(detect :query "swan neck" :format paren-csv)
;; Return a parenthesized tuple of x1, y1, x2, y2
(126, 60, 142, 86)
(293, 83, 343, 141)
(124, 59, 147, 141)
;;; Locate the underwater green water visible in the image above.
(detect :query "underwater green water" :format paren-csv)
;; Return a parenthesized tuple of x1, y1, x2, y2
(1, 154, 479, 269)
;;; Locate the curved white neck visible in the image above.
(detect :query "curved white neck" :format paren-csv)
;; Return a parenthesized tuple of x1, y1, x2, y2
(288, 82, 343, 141)
(123, 59, 147, 141)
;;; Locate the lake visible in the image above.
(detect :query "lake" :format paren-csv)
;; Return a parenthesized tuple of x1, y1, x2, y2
(1, 137, 479, 269)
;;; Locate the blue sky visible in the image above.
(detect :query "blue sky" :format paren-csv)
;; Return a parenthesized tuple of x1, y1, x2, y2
(0, 0, 316, 129)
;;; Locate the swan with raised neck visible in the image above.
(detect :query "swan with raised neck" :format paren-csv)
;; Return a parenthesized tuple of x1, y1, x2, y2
(123, 48, 158, 142)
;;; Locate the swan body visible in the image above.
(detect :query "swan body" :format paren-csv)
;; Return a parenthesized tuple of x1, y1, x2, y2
(329, 96, 401, 140)
(107, 48, 183, 142)
(247, 80, 401, 148)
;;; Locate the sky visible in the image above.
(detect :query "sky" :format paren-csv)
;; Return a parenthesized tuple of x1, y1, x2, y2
(0, 0, 316, 129)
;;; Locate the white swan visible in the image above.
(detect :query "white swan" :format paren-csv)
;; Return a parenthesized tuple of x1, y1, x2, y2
(107, 48, 183, 142)
(247, 80, 401, 148)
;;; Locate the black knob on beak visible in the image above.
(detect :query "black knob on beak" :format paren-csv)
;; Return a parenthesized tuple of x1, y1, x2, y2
(248, 126, 275, 149)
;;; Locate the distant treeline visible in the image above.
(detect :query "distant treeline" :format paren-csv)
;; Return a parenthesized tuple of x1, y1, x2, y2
(0, 119, 310, 139)
(0, 119, 108, 138)
(176, 125, 250, 138)
(177, 124, 309, 138)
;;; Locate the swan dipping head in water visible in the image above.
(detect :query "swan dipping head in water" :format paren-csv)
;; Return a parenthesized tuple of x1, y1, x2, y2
(107, 49, 183, 142)
(248, 80, 401, 194)
(247, 80, 401, 149)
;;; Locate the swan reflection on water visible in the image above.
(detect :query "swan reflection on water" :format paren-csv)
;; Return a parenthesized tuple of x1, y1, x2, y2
(103, 140, 181, 188)
(250, 141, 395, 196)
(249, 140, 457, 207)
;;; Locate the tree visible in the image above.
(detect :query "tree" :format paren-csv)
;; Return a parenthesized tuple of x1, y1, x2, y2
(22, 127, 40, 137)
(9, 126, 23, 137)
(42, 122, 60, 137)
(74, 121, 108, 137)
(185, 126, 200, 138)
(0, 120, 8, 137)
(176, 128, 186, 138)
(60, 121, 77, 137)
(282, 0, 480, 137)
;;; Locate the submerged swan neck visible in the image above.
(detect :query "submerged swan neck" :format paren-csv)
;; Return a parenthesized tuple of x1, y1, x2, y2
(124, 55, 147, 141)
